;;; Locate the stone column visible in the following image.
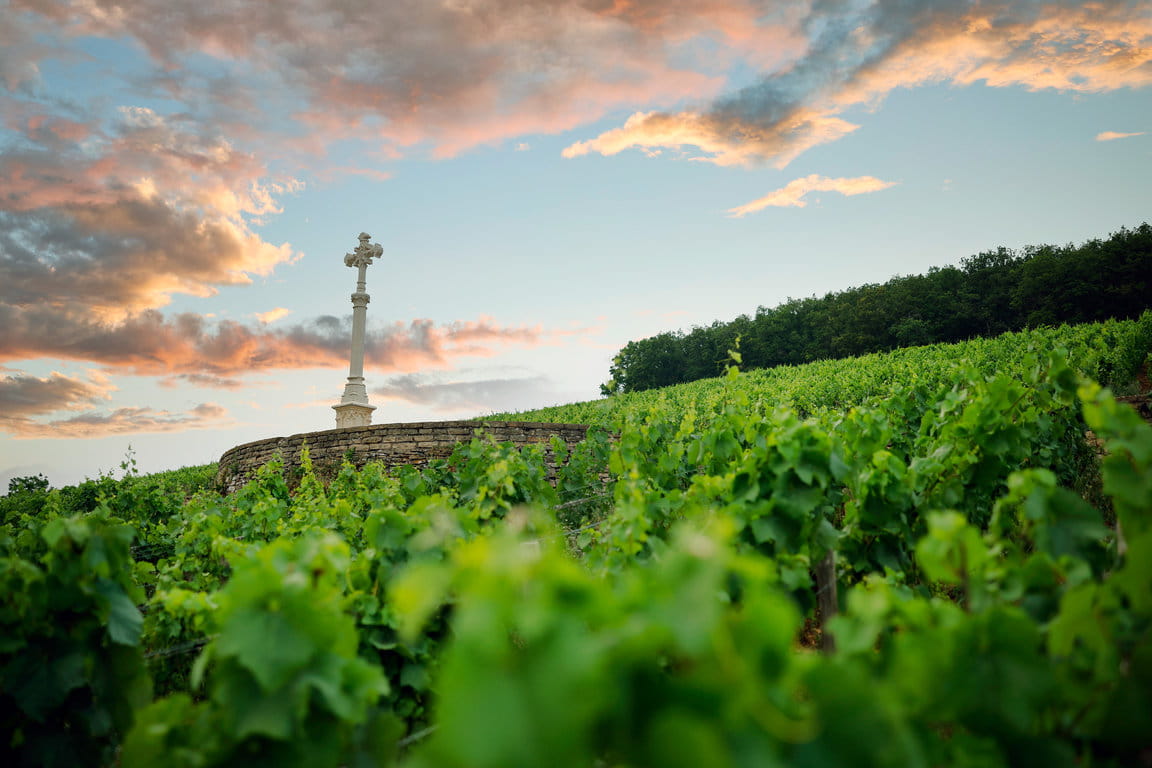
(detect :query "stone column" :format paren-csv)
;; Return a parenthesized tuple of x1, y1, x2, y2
(333, 232, 382, 428)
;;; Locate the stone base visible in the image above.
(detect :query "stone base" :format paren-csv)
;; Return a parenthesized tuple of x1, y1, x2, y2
(333, 402, 376, 428)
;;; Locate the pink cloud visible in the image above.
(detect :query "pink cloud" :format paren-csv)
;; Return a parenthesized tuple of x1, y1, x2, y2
(563, 108, 859, 168)
(314, 166, 393, 183)
(8, 1, 1149, 171)
(0, 106, 299, 322)
(0, 307, 583, 379)
(10, 0, 804, 159)
(255, 307, 293, 324)
(565, 2, 1152, 167)
(159, 374, 247, 390)
(1096, 130, 1146, 141)
(289, 60, 724, 161)
(2, 403, 231, 440)
(727, 174, 897, 217)
(0, 370, 115, 415)
(0, 367, 232, 439)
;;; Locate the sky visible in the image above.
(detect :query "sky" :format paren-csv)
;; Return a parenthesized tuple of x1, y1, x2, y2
(1, 0, 1150, 489)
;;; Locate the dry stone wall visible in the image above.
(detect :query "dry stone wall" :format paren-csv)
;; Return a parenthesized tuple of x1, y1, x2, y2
(215, 420, 590, 494)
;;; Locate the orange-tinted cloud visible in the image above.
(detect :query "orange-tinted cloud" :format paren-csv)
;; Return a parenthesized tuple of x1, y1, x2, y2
(0, 106, 298, 322)
(0, 361, 235, 439)
(2, 402, 230, 440)
(160, 373, 247, 390)
(255, 307, 293, 324)
(0, 307, 565, 378)
(831, 5, 1152, 106)
(1096, 130, 1146, 141)
(0, 371, 115, 416)
(566, 2, 1152, 167)
(10, 1, 1150, 169)
(562, 108, 859, 168)
(314, 166, 393, 184)
(12, 0, 1146, 180)
(2, 1, 802, 351)
(727, 174, 897, 216)
(11, 0, 805, 158)
(0, 367, 232, 438)
(0, 11, 61, 93)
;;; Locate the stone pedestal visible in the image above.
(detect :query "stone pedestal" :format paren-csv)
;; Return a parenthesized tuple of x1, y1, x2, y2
(333, 402, 377, 428)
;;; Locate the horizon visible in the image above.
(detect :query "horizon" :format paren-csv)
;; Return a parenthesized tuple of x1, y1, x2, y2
(2, 0, 1151, 488)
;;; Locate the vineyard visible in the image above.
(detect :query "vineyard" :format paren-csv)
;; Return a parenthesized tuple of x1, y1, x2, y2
(2, 314, 1151, 767)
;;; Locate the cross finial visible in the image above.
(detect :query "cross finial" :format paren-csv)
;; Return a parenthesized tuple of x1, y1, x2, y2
(344, 232, 383, 270)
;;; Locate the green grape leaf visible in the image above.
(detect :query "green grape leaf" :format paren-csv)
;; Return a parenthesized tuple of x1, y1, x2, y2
(94, 579, 143, 646)
(215, 609, 315, 691)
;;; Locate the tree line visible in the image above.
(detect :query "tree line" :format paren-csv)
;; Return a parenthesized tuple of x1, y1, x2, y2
(602, 223, 1152, 394)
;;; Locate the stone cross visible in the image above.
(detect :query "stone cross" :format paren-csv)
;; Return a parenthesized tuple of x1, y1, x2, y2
(333, 232, 383, 428)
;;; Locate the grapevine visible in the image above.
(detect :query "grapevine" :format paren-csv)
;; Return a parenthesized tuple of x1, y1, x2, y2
(1, 317, 1149, 766)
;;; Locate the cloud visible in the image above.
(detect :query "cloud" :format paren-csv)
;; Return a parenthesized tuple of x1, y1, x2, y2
(0, 306, 568, 378)
(0, 371, 115, 416)
(12, 0, 804, 158)
(565, 1, 1152, 167)
(0, 105, 299, 322)
(373, 372, 555, 413)
(10, 1, 1147, 185)
(160, 373, 247, 390)
(1096, 130, 1146, 141)
(3, 1, 1149, 408)
(1, 402, 230, 440)
(314, 166, 393, 183)
(0, 11, 62, 93)
(2, 3, 785, 366)
(0, 369, 229, 439)
(255, 307, 293, 324)
(562, 108, 859, 168)
(727, 174, 897, 216)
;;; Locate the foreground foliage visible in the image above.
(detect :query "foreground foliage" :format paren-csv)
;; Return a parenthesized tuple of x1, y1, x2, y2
(1, 320, 1150, 767)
